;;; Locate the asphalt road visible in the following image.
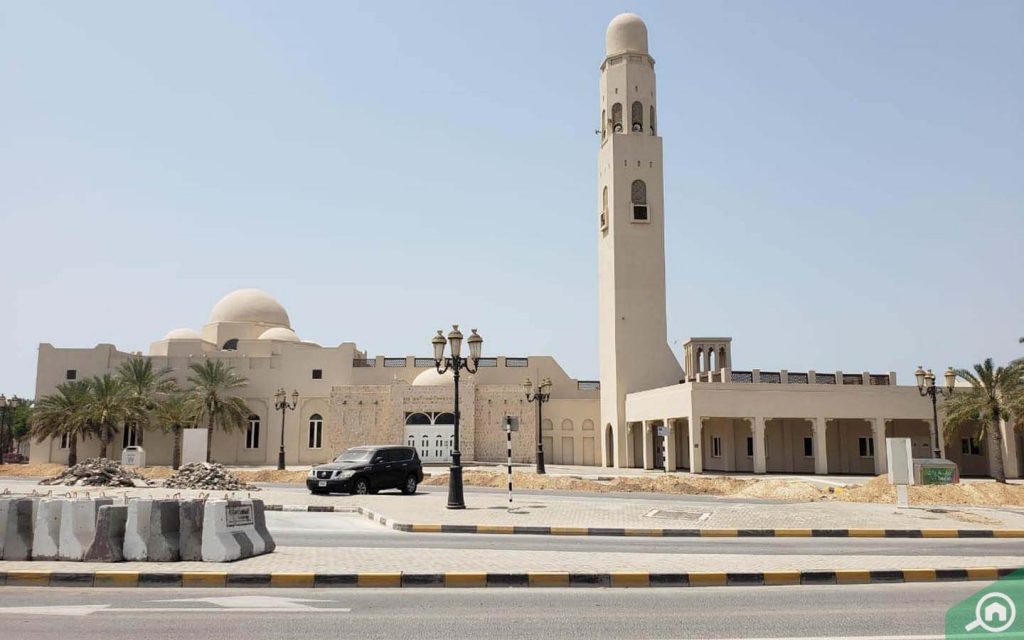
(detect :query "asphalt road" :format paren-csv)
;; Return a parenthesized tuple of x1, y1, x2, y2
(265, 510, 1024, 556)
(0, 583, 990, 639)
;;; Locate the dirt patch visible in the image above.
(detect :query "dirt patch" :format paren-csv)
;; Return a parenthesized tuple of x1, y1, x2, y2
(0, 463, 67, 478)
(234, 469, 309, 484)
(422, 471, 827, 500)
(832, 475, 1024, 507)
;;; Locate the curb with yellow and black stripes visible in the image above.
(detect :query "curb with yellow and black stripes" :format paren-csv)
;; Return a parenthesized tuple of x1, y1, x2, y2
(0, 567, 1018, 588)
(265, 504, 1024, 539)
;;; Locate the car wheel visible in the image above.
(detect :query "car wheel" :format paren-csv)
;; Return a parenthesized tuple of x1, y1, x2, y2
(351, 478, 370, 495)
(401, 475, 418, 495)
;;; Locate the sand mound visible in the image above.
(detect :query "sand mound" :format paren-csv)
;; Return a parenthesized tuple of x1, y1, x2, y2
(0, 463, 67, 478)
(834, 475, 1024, 506)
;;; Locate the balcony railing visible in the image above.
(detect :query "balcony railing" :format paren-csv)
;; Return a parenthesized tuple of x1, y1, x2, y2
(842, 374, 863, 385)
(787, 372, 809, 384)
(814, 373, 836, 384)
(352, 359, 376, 368)
(383, 358, 407, 368)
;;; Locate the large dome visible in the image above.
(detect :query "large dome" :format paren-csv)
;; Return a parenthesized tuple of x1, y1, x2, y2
(208, 289, 291, 327)
(606, 13, 648, 56)
(412, 368, 455, 386)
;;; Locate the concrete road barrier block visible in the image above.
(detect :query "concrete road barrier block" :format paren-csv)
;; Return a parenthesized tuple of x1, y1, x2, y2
(252, 500, 276, 555)
(201, 499, 275, 562)
(179, 499, 204, 562)
(32, 498, 63, 560)
(1, 497, 39, 560)
(125, 499, 181, 562)
(84, 504, 127, 562)
(59, 498, 113, 561)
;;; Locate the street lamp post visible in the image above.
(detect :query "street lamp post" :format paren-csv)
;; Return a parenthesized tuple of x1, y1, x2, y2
(274, 388, 299, 471)
(914, 366, 956, 459)
(0, 395, 22, 466)
(523, 377, 552, 474)
(432, 325, 483, 510)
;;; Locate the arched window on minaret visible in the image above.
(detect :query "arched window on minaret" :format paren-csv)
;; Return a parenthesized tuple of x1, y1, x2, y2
(601, 109, 606, 141)
(697, 349, 704, 373)
(631, 101, 643, 132)
(719, 346, 727, 369)
(600, 186, 609, 230)
(630, 179, 648, 221)
(611, 103, 623, 133)
(650, 106, 656, 135)
(709, 349, 717, 371)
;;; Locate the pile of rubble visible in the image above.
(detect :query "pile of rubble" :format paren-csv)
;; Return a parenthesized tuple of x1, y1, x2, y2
(163, 462, 259, 491)
(39, 458, 151, 487)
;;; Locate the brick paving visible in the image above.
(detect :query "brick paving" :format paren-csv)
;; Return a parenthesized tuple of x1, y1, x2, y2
(2, 546, 1021, 575)
(3, 479, 1022, 531)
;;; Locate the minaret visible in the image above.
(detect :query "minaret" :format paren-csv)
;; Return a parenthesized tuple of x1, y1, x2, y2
(597, 14, 683, 467)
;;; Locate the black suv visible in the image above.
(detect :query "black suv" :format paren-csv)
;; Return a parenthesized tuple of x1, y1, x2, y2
(307, 446, 423, 496)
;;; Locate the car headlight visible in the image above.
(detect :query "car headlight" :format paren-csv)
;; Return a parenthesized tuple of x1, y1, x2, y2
(335, 470, 355, 479)
(308, 468, 316, 477)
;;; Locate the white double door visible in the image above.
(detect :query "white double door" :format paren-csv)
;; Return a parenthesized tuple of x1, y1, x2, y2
(405, 425, 454, 464)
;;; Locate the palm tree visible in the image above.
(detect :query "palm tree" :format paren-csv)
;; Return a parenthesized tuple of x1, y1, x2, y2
(83, 374, 131, 459)
(186, 360, 250, 462)
(942, 358, 1024, 483)
(116, 357, 176, 447)
(30, 381, 91, 466)
(153, 391, 195, 469)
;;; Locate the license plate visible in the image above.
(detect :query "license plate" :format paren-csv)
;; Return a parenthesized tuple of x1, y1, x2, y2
(318, 481, 327, 487)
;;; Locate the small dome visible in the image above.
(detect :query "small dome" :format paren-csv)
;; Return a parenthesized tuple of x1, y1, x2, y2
(606, 13, 648, 56)
(164, 327, 202, 341)
(208, 289, 291, 328)
(258, 327, 300, 342)
(412, 368, 455, 386)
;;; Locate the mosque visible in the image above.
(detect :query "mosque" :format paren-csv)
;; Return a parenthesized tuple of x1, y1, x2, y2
(29, 14, 1015, 479)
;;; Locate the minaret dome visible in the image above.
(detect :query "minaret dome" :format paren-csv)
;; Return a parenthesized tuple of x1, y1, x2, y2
(605, 13, 649, 56)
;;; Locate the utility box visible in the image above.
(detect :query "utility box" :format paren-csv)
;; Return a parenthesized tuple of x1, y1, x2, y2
(182, 428, 208, 466)
(914, 458, 959, 485)
(886, 438, 913, 507)
(121, 446, 146, 467)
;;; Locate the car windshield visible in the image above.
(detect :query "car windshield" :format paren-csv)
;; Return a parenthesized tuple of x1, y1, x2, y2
(335, 449, 374, 463)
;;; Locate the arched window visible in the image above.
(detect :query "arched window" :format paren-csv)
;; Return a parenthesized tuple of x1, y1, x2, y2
(709, 349, 717, 371)
(308, 414, 323, 449)
(542, 418, 553, 431)
(631, 101, 643, 132)
(561, 419, 574, 431)
(600, 186, 608, 229)
(222, 338, 239, 351)
(405, 412, 431, 426)
(630, 180, 649, 221)
(611, 103, 623, 133)
(601, 109, 606, 140)
(434, 412, 455, 425)
(719, 347, 727, 369)
(650, 105, 656, 135)
(697, 349, 705, 373)
(245, 415, 260, 449)
(122, 424, 139, 449)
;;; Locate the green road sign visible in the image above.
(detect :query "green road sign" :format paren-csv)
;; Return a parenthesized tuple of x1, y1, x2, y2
(946, 569, 1024, 638)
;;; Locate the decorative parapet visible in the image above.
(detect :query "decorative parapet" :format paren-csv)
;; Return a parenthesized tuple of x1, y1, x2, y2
(695, 368, 897, 386)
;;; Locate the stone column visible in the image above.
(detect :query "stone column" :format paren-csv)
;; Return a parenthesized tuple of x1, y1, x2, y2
(813, 417, 829, 475)
(642, 421, 655, 470)
(688, 414, 703, 474)
(753, 417, 767, 474)
(872, 418, 888, 475)
(664, 420, 677, 472)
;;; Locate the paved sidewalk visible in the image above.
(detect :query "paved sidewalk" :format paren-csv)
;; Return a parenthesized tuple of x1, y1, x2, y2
(2, 546, 1021, 574)
(3, 479, 1022, 531)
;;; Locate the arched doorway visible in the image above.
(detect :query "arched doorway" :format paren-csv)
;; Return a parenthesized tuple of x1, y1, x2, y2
(605, 424, 614, 467)
(405, 412, 454, 464)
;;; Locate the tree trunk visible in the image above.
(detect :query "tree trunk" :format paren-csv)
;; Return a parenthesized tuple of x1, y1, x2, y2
(137, 424, 144, 447)
(172, 427, 182, 470)
(991, 414, 1007, 483)
(68, 435, 78, 467)
(206, 423, 213, 463)
(99, 434, 109, 460)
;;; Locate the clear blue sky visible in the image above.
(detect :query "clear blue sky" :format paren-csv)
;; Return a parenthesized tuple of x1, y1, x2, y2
(2, 1, 1022, 398)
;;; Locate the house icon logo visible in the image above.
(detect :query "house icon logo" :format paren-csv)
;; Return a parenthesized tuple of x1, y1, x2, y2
(966, 592, 1017, 634)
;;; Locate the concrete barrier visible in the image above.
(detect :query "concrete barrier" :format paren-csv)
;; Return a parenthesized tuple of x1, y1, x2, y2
(1, 497, 39, 560)
(201, 499, 275, 562)
(84, 504, 127, 562)
(124, 499, 180, 562)
(252, 500, 276, 555)
(179, 499, 204, 561)
(32, 498, 63, 560)
(58, 498, 113, 561)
